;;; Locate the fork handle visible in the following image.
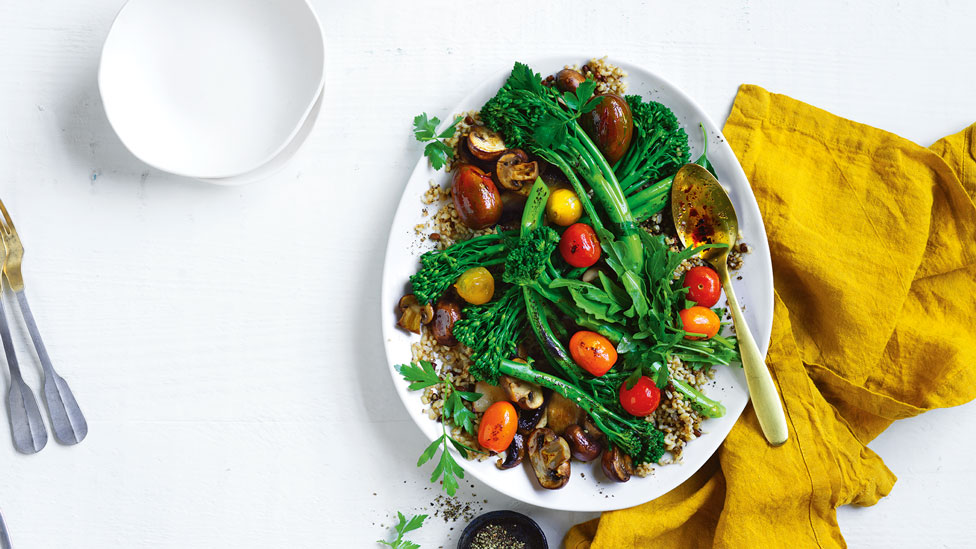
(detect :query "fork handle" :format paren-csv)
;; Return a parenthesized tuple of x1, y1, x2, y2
(15, 291, 53, 375)
(0, 294, 47, 453)
(0, 294, 24, 381)
(15, 290, 88, 445)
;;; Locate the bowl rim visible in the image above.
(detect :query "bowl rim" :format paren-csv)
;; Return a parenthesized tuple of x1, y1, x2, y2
(97, 0, 326, 179)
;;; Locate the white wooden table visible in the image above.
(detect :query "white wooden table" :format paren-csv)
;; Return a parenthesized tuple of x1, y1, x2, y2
(1, 1, 974, 547)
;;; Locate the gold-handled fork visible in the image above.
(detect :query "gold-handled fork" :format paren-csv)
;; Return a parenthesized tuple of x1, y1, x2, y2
(0, 228, 47, 454)
(0, 199, 87, 445)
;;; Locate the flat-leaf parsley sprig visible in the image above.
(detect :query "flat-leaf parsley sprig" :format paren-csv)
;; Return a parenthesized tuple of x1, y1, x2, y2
(377, 511, 427, 549)
(396, 361, 481, 496)
(412, 113, 462, 171)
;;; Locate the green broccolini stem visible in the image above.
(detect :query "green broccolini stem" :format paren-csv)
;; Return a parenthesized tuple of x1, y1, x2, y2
(672, 379, 726, 418)
(523, 287, 585, 383)
(497, 358, 659, 460)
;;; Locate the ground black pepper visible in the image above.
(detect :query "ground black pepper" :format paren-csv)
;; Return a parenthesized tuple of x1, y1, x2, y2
(430, 495, 481, 523)
(469, 523, 526, 549)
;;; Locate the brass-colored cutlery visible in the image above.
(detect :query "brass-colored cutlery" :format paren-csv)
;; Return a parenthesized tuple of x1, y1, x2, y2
(0, 199, 87, 446)
(672, 164, 788, 446)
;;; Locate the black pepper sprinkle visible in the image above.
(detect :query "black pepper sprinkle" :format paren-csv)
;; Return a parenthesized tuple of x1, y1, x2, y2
(470, 523, 526, 549)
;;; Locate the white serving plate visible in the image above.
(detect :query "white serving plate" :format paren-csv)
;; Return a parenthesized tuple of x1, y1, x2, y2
(98, 0, 325, 180)
(381, 57, 774, 511)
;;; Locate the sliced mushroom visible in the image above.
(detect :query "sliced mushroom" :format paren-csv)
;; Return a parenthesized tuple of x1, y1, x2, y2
(526, 428, 571, 489)
(472, 380, 507, 413)
(431, 298, 462, 346)
(397, 294, 433, 334)
(467, 126, 507, 161)
(546, 392, 582, 436)
(499, 375, 544, 410)
(601, 445, 633, 482)
(517, 401, 548, 435)
(496, 432, 525, 470)
(495, 150, 539, 195)
(564, 423, 604, 462)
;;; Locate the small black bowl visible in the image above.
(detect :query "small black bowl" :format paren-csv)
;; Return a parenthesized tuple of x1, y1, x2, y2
(457, 510, 548, 549)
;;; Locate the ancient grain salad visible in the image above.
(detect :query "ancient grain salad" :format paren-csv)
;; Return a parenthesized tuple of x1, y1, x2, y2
(395, 58, 745, 494)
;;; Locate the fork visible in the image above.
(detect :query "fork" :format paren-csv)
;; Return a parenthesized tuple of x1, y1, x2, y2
(0, 232, 46, 454)
(0, 199, 87, 445)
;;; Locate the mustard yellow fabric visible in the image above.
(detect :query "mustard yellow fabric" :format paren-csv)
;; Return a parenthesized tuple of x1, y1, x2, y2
(565, 85, 976, 549)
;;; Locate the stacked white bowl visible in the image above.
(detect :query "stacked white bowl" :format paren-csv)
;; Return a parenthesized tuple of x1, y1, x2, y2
(98, 0, 325, 185)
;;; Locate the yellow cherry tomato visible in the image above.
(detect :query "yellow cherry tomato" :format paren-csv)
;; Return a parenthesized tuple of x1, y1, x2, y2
(455, 266, 495, 305)
(546, 188, 582, 226)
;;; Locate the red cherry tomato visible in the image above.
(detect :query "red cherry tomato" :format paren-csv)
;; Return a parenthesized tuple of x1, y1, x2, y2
(478, 401, 517, 452)
(559, 223, 601, 268)
(568, 331, 617, 376)
(679, 306, 720, 340)
(619, 376, 661, 417)
(683, 266, 721, 307)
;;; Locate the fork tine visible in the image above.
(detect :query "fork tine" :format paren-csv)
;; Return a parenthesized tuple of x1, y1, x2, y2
(0, 198, 14, 233)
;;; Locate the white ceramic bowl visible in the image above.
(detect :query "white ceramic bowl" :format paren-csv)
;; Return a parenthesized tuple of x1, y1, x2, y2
(98, 0, 325, 180)
(197, 86, 322, 186)
(381, 57, 775, 511)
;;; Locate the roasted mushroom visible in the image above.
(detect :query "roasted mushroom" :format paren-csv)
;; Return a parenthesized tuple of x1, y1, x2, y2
(397, 294, 433, 334)
(496, 432, 525, 470)
(472, 380, 508, 413)
(564, 423, 603, 462)
(499, 375, 544, 410)
(517, 402, 548, 434)
(546, 392, 582, 435)
(467, 126, 507, 161)
(601, 445, 634, 482)
(526, 428, 571, 489)
(580, 414, 606, 444)
(555, 68, 586, 93)
(431, 298, 462, 346)
(494, 150, 539, 195)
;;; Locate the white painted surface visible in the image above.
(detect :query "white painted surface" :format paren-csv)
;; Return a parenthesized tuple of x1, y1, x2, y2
(0, 1, 973, 547)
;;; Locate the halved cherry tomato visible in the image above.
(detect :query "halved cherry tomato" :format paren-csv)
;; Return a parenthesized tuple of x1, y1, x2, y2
(679, 306, 720, 340)
(478, 401, 518, 453)
(455, 266, 494, 305)
(568, 331, 617, 376)
(683, 266, 721, 307)
(619, 376, 661, 417)
(559, 223, 601, 268)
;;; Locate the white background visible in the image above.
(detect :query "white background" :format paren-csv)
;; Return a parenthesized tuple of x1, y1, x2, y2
(1, 1, 974, 547)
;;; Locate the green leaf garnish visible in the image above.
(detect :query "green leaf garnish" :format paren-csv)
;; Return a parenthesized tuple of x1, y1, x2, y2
(398, 361, 482, 496)
(377, 510, 428, 548)
(413, 113, 461, 171)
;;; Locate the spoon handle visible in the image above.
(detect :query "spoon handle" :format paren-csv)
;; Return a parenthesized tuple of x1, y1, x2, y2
(718, 266, 788, 446)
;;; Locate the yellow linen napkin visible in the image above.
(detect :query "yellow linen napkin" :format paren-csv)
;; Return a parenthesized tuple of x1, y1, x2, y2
(565, 84, 976, 548)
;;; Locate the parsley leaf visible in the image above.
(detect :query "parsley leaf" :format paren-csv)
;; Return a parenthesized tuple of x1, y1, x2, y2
(396, 361, 440, 391)
(377, 511, 428, 548)
(398, 360, 482, 496)
(413, 113, 461, 171)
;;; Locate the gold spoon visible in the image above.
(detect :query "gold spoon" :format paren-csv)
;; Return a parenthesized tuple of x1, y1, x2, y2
(671, 164, 788, 446)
